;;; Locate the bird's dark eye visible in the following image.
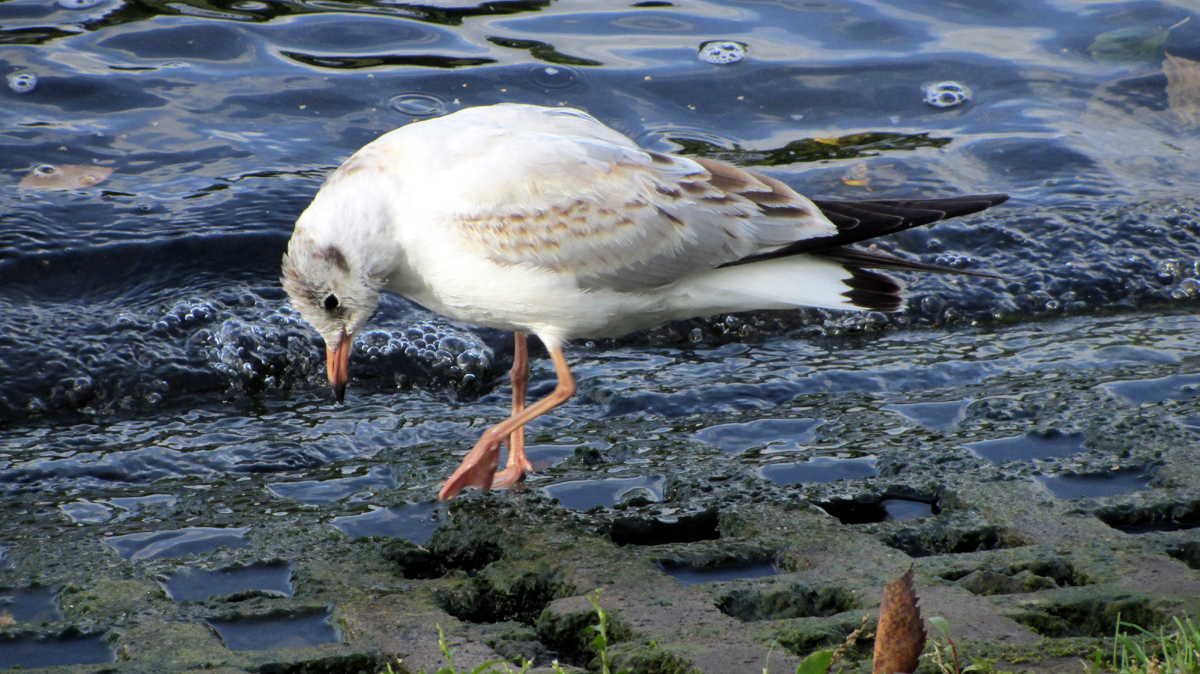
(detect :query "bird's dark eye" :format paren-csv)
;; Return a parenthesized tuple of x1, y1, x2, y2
(324, 294, 339, 311)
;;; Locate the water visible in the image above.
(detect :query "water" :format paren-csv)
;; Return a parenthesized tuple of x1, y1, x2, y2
(0, 631, 111, 669)
(882, 400, 970, 430)
(544, 475, 665, 511)
(658, 561, 778, 585)
(161, 561, 294, 602)
(964, 431, 1088, 464)
(2, 0, 1200, 665)
(755, 456, 878, 486)
(205, 609, 340, 651)
(0, 586, 61, 624)
(104, 527, 252, 560)
(328, 501, 441, 543)
(1035, 470, 1153, 499)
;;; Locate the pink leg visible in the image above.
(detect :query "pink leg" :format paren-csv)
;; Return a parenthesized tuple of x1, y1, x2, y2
(493, 333, 531, 488)
(439, 342, 575, 501)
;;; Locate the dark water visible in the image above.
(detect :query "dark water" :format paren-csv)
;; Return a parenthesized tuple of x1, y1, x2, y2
(2, 3, 1200, 655)
(161, 560, 294, 601)
(206, 609, 339, 651)
(0, 631, 112, 669)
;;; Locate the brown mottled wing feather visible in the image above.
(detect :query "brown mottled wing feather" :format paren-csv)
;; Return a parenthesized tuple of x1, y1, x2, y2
(452, 128, 837, 292)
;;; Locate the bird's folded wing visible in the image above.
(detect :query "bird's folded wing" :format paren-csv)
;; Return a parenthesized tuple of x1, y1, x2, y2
(447, 118, 838, 293)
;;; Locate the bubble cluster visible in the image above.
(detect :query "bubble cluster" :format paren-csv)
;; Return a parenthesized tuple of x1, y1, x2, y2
(923, 81, 970, 108)
(529, 64, 583, 90)
(698, 41, 747, 65)
(353, 322, 493, 391)
(388, 93, 446, 118)
(7, 73, 37, 94)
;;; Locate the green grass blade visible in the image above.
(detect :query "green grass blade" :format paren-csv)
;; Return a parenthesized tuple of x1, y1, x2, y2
(795, 650, 833, 674)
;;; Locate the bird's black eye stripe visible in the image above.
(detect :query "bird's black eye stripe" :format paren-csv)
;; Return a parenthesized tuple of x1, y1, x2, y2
(324, 294, 339, 311)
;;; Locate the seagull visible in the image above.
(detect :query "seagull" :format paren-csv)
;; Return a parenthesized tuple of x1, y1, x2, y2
(281, 103, 1007, 501)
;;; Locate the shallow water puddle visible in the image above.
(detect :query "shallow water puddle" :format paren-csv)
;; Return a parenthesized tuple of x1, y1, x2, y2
(818, 496, 938, 524)
(881, 400, 971, 430)
(59, 500, 113, 524)
(0, 631, 112, 669)
(658, 561, 778, 585)
(611, 508, 720, 546)
(329, 501, 439, 544)
(964, 431, 1086, 463)
(881, 499, 937, 520)
(520, 444, 579, 471)
(497, 442, 582, 473)
(206, 609, 338, 651)
(60, 494, 184, 524)
(105, 527, 251, 560)
(754, 456, 878, 487)
(1103, 373, 1200, 404)
(693, 418, 822, 453)
(268, 466, 396, 505)
(0, 586, 61, 623)
(543, 475, 665, 511)
(161, 561, 293, 602)
(1036, 470, 1153, 499)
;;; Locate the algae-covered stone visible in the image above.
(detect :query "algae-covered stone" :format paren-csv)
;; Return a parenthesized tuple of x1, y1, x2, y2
(1007, 587, 1163, 637)
(715, 582, 859, 621)
(381, 540, 440, 579)
(438, 561, 574, 625)
(538, 594, 634, 668)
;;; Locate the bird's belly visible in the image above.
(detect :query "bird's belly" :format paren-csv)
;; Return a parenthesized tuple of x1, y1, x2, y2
(387, 257, 662, 343)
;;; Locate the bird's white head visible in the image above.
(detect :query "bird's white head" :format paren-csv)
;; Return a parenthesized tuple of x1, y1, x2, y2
(282, 222, 386, 403)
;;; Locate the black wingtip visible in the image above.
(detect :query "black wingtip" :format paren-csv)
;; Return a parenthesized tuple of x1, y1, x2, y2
(842, 268, 904, 312)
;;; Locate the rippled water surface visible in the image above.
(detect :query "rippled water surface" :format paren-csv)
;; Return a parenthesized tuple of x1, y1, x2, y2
(2, 0, 1200, 591)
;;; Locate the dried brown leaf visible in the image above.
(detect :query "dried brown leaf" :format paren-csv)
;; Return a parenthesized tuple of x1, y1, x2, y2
(19, 164, 113, 190)
(1164, 53, 1200, 128)
(872, 567, 926, 674)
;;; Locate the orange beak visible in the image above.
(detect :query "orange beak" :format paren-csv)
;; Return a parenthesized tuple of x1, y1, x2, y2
(326, 329, 350, 404)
